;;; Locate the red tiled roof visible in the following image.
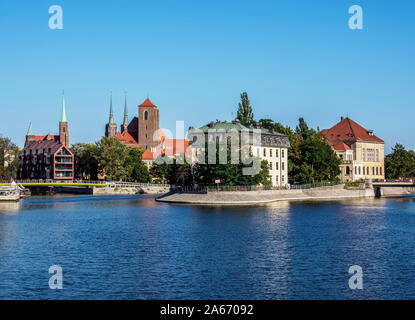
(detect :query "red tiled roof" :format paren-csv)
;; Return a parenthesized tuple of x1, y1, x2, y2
(115, 131, 137, 144)
(139, 98, 156, 107)
(322, 117, 383, 150)
(33, 135, 60, 142)
(332, 141, 351, 151)
(142, 148, 154, 160)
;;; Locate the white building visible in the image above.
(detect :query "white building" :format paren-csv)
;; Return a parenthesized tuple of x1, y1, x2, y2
(188, 120, 290, 187)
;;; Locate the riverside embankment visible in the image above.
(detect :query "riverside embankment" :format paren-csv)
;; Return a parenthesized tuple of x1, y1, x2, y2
(156, 184, 415, 205)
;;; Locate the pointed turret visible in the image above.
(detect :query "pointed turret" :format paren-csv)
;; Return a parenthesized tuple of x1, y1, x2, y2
(59, 90, 69, 146)
(27, 122, 34, 136)
(109, 92, 114, 124)
(25, 122, 35, 147)
(105, 91, 117, 137)
(61, 90, 67, 123)
(121, 92, 128, 133)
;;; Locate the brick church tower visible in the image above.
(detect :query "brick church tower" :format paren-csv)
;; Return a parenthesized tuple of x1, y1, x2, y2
(59, 91, 69, 146)
(105, 92, 117, 138)
(137, 98, 160, 150)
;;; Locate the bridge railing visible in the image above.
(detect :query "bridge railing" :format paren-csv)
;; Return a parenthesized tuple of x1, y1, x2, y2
(171, 181, 342, 193)
(373, 178, 415, 183)
(289, 181, 342, 190)
(2, 179, 170, 188)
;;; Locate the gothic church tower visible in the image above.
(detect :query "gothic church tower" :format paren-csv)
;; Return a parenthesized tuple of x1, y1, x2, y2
(105, 92, 117, 138)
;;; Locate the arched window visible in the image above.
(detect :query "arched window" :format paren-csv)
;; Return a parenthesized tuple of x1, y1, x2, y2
(372, 167, 375, 175)
(144, 111, 148, 120)
(380, 167, 383, 175)
(376, 167, 379, 175)
(346, 166, 350, 175)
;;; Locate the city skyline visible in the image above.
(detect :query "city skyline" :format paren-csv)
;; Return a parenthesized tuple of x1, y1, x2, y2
(1, 0, 414, 151)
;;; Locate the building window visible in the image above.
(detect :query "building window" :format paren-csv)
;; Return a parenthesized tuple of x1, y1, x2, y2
(367, 149, 375, 161)
(144, 111, 148, 120)
(269, 149, 272, 157)
(282, 162, 285, 171)
(276, 162, 279, 170)
(346, 166, 350, 176)
(380, 167, 382, 175)
(282, 175, 285, 183)
(362, 148, 365, 161)
(270, 162, 273, 170)
(276, 149, 279, 158)
(376, 149, 379, 162)
(282, 149, 285, 158)
(276, 175, 279, 184)
(263, 148, 266, 157)
(376, 167, 379, 175)
(372, 167, 375, 175)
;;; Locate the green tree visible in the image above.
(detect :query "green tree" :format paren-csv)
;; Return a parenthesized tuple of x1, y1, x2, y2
(254, 118, 341, 184)
(150, 160, 170, 183)
(0, 135, 19, 181)
(295, 117, 316, 140)
(194, 140, 270, 186)
(72, 143, 100, 180)
(167, 155, 193, 186)
(125, 147, 149, 182)
(96, 137, 131, 181)
(385, 144, 415, 179)
(236, 92, 254, 126)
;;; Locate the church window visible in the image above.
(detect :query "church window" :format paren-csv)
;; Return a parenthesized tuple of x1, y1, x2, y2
(144, 111, 148, 120)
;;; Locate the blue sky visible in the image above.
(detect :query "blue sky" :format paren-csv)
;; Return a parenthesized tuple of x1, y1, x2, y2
(0, 0, 414, 152)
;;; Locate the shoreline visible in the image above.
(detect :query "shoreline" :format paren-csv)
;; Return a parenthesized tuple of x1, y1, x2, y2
(156, 185, 415, 206)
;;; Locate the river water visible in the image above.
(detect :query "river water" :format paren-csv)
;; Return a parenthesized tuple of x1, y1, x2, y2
(0, 194, 415, 299)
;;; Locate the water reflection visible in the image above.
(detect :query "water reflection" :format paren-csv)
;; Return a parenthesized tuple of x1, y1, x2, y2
(1, 195, 415, 299)
(0, 201, 21, 215)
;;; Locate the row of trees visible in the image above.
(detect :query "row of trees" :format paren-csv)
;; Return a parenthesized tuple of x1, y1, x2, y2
(0, 135, 19, 181)
(73, 137, 149, 182)
(149, 142, 271, 186)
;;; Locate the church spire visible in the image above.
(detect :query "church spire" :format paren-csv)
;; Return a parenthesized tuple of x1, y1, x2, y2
(109, 91, 114, 124)
(61, 90, 67, 122)
(123, 92, 128, 126)
(27, 122, 34, 136)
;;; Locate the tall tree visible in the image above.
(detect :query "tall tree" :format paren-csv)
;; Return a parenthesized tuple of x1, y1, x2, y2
(0, 135, 19, 181)
(236, 92, 254, 126)
(150, 160, 169, 183)
(125, 147, 149, 182)
(385, 144, 415, 179)
(72, 143, 100, 180)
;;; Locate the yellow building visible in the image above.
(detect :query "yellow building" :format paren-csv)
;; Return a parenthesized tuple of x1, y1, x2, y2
(321, 117, 385, 182)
